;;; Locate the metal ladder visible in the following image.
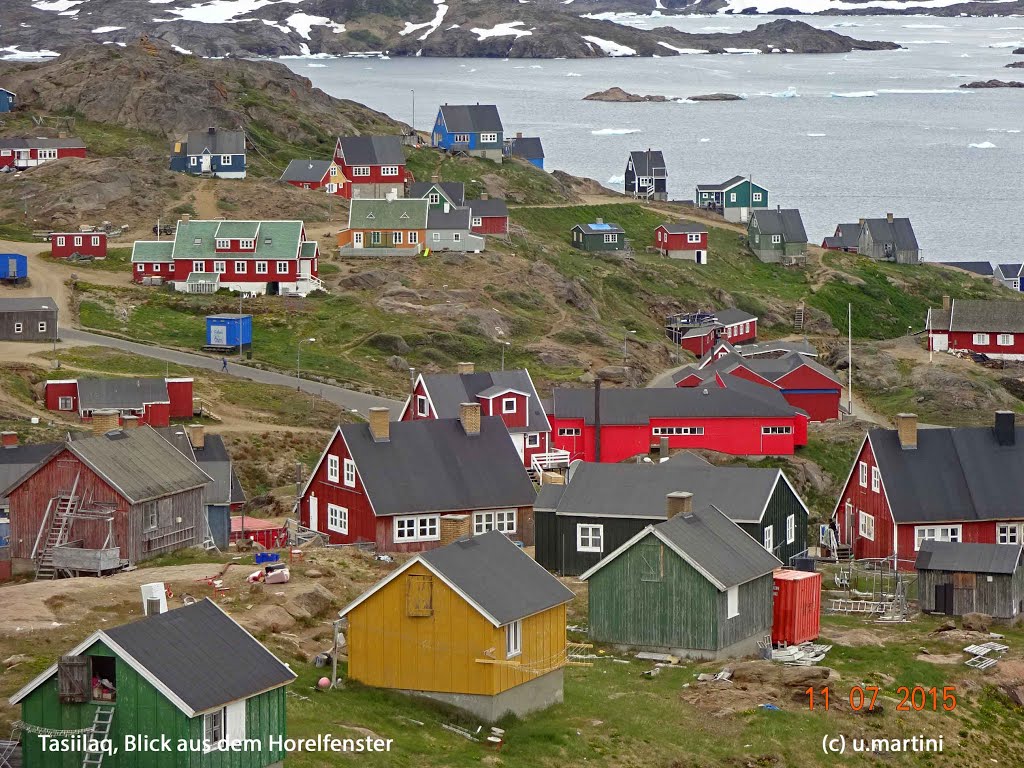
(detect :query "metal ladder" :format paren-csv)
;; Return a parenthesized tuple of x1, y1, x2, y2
(794, 303, 806, 331)
(201, 510, 218, 552)
(81, 705, 115, 768)
(35, 473, 82, 580)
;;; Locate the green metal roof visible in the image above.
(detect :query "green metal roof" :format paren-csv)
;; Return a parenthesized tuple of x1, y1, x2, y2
(171, 220, 306, 260)
(186, 271, 221, 284)
(131, 241, 174, 263)
(347, 199, 429, 230)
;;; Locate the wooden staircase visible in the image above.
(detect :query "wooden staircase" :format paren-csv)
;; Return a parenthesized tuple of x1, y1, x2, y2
(794, 302, 806, 332)
(81, 705, 115, 768)
(34, 473, 82, 581)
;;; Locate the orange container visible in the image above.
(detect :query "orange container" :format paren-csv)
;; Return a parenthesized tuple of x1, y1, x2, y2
(772, 568, 822, 645)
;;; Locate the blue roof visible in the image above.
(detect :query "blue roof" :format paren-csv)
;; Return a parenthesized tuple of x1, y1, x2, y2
(590, 222, 611, 230)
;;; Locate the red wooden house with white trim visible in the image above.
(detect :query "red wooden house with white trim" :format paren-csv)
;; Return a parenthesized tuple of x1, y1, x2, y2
(665, 309, 757, 357)
(469, 196, 509, 236)
(927, 298, 1024, 360)
(654, 221, 708, 264)
(43, 377, 193, 427)
(0, 137, 86, 170)
(50, 232, 106, 260)
(831, 412, 1024, 571)
(299, 405, 537, 552)
(279, 158, 346, 195)
(333, 135, 412, 199)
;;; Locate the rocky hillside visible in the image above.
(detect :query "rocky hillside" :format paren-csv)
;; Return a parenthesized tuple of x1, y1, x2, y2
(0, 0, 899, 58)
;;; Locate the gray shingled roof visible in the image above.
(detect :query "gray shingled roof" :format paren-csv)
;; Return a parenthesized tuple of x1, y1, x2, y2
(0, 137, 86, 150)
(996, 263, 1022, 280)
(927, 308, 952, 332)
(408, 181, 465, 206)
(421, 530, 574, 625)
(184, 128, 244, 156)
(823, 223, 860, 250)
(629, 150, 666, 176)
(470, 198, 509, 218)
(104, 599, 295, 713)
(336, 135, 405, 165)
(869, 423, 1024, 523)
(339, 417, 536, 517)
(864, 217, 919, 251)
(751, 209, 807, 243)
(156, 428, 245, 506)
(535, 483, 566, 512)
(714, 308, 758, 326)
(943, 299, 1024, 334)
(76, 378, 169, 410)
(916, 539, 1023, 575)
(940, 262, 995, 278)
(427, 206, 471, 230)
(551, 461, 791, 524)
(659, 220, 707, 235)
(696, 175, 746, 193)
(551, 377, 800, 425)
(0, 297, 57, 313)
(508, 136, 544, 160)
(439, 104, 504, 134)
(415, 369, 549, 434)
(279, 159, 332, 183)
(679, 351, 839, 388)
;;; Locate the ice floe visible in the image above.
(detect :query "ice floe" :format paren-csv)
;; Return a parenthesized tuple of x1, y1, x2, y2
(969, 141, 997, 149)
(592, 128, 641, 136)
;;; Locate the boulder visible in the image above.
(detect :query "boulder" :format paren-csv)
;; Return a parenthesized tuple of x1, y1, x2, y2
(688, 93, 744, 102)
(339, 270, 390, 290)
(239, 605, 296, 634)
(3, 654, 31, 669)
(284, 603, 312, 620)
(731, 660, 833, 688)
(292, 583, 336, 619)
(962, 612, 992, 632)
(583, 87, 670, 102)
(960, 80, 1024, 89)
(553, 278, 599, 318)
(596, 365, 629, 383)
(386, 355, 410, 372)
(1003, 682, 1024, 707)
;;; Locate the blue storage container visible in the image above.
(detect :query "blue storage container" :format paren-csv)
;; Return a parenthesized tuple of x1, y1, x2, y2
(206, 313, 252, 349)
(0, 254, 28, 280)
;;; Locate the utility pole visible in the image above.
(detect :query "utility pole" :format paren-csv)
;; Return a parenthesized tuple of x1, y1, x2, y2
(411, 89, 416, 142)
(623, 330, 636, 366)
(847, 303, 853, 417)
(297, 337, 316, 390)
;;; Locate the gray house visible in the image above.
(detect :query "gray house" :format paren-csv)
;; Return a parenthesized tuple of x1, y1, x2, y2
(858, 214, 920, 264)
(0, 297, 58, 342)
(427, 205, 485, 252)
(747, 208, 808, 264)
(917, 540, 1024, 620)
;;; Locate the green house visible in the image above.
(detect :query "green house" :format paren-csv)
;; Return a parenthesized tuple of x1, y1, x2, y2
(10, 599, 295, 768)
(747, 208, 808, 265)
(570, 220, 626, 252)
(695, 176, 769, 223)
(581, 494, 781, 660)
(408, 180, 465, 210)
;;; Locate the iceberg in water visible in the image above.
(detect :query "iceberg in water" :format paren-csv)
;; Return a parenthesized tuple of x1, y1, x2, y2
(968, 141, 997, 149)
(830, 91, 878, 98)
(591, 128, 641, 136)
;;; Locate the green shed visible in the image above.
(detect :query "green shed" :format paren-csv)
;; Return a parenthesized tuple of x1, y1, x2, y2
(570, 220, 626, 252)
(9, 598, 295, 768)
(581, 493, 781, 660)
(747, 208, 808, 265)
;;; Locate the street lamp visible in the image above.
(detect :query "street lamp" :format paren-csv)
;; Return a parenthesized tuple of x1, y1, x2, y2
(499, 341, 511, 371)
(296, 337, 316, 390)
(623, 330, 636, 365)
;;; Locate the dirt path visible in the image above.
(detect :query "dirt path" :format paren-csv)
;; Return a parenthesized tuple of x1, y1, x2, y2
(191, 179, 220, 219)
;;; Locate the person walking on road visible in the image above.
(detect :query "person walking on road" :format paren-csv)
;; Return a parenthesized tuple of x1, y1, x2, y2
(221, 357, 228, 372)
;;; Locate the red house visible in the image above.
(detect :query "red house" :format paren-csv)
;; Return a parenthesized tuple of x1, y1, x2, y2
(654, 221, 708, 264)
(44, 377, 194, 427)
(398, 362, 555, 469)
(0, 137, 87, 170)
(831, 412, 1024, 571)
(299, 405, 537, 552)
(50, 232, 107, 260)
(547, 378, 809, 464)
(333, 135, 411, 199)
(470, 196, 510, 236)
(671, 351, 841, 422)
(927, 298, 1024, 360)
(666, 309, 758, 357)
(821, 223, 860, 253)
(279, 159, 346, 195)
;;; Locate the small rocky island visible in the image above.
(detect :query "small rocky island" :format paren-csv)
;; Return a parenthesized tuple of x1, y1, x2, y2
(688, 93, 745, 102)
(1006, 62, 1024, 69)
(584, 88, 743, 103)
(960, 80, 1024, 89)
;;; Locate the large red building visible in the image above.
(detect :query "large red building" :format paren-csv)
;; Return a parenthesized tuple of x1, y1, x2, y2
(666, 309, 758, 357)
(832, 412, 1024, 571)
(927, 298, 1024, 360)
(50, 232, 106, 260)
(547, 378, 808, 464)
(44, 377, 193, 427)
(333, 135, 411, 199)
(0, 137, 87, 170)
(299, 406, 537, 552)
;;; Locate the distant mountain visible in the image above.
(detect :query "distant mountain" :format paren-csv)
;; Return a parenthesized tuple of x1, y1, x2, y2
(0, 0, 901, 59)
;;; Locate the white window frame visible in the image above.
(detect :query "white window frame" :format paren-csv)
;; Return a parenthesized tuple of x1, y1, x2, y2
(394, 231, 403, 245)
(505, 619, 522, 659)
(502, 397, 517, 414)
(480, 132, 498, 144)
(215, 239, 230, 250)
(763, 525, 774, 552)
(473, 509, 517, 535)
(394, 514, 440, 543)
(343, 458, 356, 488)
(752, 192, 763, 202)
(687, 233, 702, 244)
(786, 514, 795, 545)
(409, 231, 419, 245)
(351, 166, 370, 177)
(56, 236, 65, 247)
(13, 322, 22, 334)
(276, 261, 289, 275)
(761, 426, 793, 435)
(859, 511, 875, 541)
(858, 461, 868, 488)
(327, 454, 339, 483)
(577, 524, 603, 553)
(329, 166, 338, 177)
(603, 233, 618, 243)
(997, 524, 1021, 545)
(136, 262, 145, 273)
(914, 525, 962, 551)
(73, 236, 83, 247)
(771, 234, 782, 244)
(327, 503, 348, 534)
(558, 428, 581, 437)
(973, 333, 990, 345)
(453, 232, 461, 243)
(192, 260, 205, 273)
(432, 232, 440, 242)
(526, 433, 540, 448)
(213, 260, 226, 274)
(239, 239, 255, 250)
(38, 322, 47, 333)
(204, 707, 225, 751)
(871, 466, 881, 493)
(234, 260, 246, 273)
(380, 165, 399, 176)
(428, 193, 440, 205)
(58, 396, 74, 411)
(652, 426, 705, 436)
(153, 263, 161, 272)
(190, 156, 198, 166)
(416, 395, 429, 417)
(219, 154, 231, 165)
(472, 216, 482, 227)
(727, 585, 739, 618)
(998, 334, 1014, 346)
(729, 192, 737, 203)
(91, 236, 100, 247)
(256, 261, 268, 275)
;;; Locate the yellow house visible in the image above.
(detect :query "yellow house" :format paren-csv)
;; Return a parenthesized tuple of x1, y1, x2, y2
(340, 530, 576, 721)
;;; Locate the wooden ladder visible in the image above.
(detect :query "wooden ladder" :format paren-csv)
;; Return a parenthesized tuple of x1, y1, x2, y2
(794, 303, 806, 331)
(81, 705, 115, 768)
(35, 473, 82, 580)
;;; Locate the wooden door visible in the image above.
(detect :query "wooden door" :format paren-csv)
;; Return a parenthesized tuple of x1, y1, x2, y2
(935, 584, 954, 615)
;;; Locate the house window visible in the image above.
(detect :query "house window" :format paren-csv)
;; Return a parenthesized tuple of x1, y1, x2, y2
(204, 708, 225, 748)
(858, 512, 874, 541)
(58, 396, 73, 410)
(472, 217, 482, 227)
(192, 260, 205, 273)
(38, 149, 58, 160)
(351, 166, 370, 177)
(215, 239, 230, 250)
(234, 261, 246, 273)
(394, 515, 440, 542)
(428, 193, 440, 205)
(74, 236, 83, 247)
(256, 261, 268, 274)
(38, 322, 47, 333)
(640, 542, 664, 582)
(190, 156, 198, 166)
(146, 505, 158, 530)
(786, 514, 796, 545)
(526, 433, 540, 448)
(220, 155, 231, 165)
(153, 264, 161, 272)
(915, 525, 961, 551)
(505, 619, 522, 659)
(406, 574, 433, 616)
(409, 232, 419, 244)
(372, 231, 383, 245)
(432, 232, 440, 242)
(329, 166, 338, 177)
(752, 192, 763, 202)
(729, 192, 737, 203)
(652, 427, 704, 435)
(239, 239, 255, 250)
(13, 322, 21, 333)
(687, 233, 701, 244)
(327, 454, 339, 483)
(603, 234, 618, 243)
(725, 585, 740, 618)
(327, 503, 348, 534)
(213, 261, 226, 274)
(390, 231, 402, 245)
(480, 133, 498, 143)
(56, 236, 65, 247)
(343, 458, 356, 488)
(973, 333, 990, 345)
(763, 525, 774, 552)
(453, 134, 471, 143)
(558, 428, 581, 437)
(761, 426, 792, 435)
(771, 234, 782, 244)
(474, 509, 517, 535)
(577, 524, 603, 553)
(870, 466, 882, 493)
(998, 334, 1014, 346)
(453, 233, 462, 243)
(276, 261, 289, 274)
(858, 461, 868, 488)
(502, 397, 517, 414)
(380, 165, 399, 176)
(416, 395, 429, 417)
(91, 236, 100, 247)
(998, 524, 1021, 545)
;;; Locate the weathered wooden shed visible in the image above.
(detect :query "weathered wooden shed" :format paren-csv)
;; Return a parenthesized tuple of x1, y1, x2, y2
(916, 540, 1024, 620)
(581, 493, 781, 660)
(0, 296, 56, 341)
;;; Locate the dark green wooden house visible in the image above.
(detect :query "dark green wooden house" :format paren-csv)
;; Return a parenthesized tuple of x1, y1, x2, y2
(581, 494, 781, 659)
(9, 598, 295, 768)
(747, 208, 808, 265)
(534, 454, 809, 576)
(570, 220, 626, 252)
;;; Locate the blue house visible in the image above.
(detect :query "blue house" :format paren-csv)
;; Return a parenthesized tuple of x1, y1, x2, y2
(431, 104, 504, 162)
(169, 127, 246, 179)
(0, 88, 15, 113)
(504, 133, 545, 169)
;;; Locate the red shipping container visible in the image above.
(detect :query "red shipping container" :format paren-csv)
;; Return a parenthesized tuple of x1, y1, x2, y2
(772, 569, 822, 645)
(231, 516, 287, 549)
(0, 558, 11, 582)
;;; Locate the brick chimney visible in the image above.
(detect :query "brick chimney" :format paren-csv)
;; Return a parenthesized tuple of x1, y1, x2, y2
(187, 423, 205, 449)
(666, 491, 694, 519)
(480, 193, 488, 201)
(91, 409, 120, 436)
(368, 407, 390, 442)
(460, 402, 481, 436)
(440, 514, 472, 545)
(431, 174, 439, 183)
(942, 295, 951, 312)
(886, 212, 894, 223)
(995, 410, 1016, 447)
(516, 131, 523, 139)
(858, 217, 865, 226)
(457, 362, 475, 375)
(896, 413, 918, 450)
(0, 431, 17, 448)
(121, 415, 139, 430)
